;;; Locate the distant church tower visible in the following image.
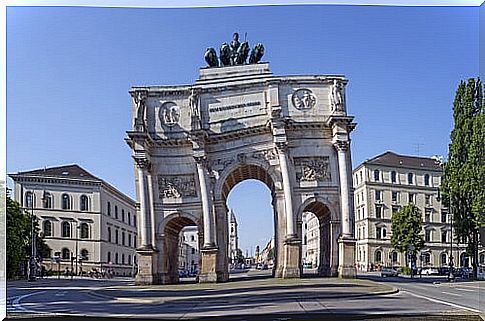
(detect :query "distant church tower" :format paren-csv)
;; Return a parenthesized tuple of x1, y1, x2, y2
(229, 209, 239, 265)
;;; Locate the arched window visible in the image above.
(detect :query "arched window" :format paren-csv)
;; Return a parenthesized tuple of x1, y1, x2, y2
(122, 254, 125, 265)
(424, 174, 430, 186)
(382, 228, 387, 238)
(441, 253, 447, 266)
(375, 250, 382, 263)
(43, 192, 52, 209)
(374, 169, 380, 181)
(107, 251, 111, 263)
(480, 253, 485, 265)
(115, 230, 119, 244)
(107, 202, 111, 216)
(80, 223, 89, 239)
(61, 248, 70, 260)
(80, 249, 89, 260)
(62, 194, 70, 210)
(62, 221, 71, 238)
(407, 173, 413, 184)
(80, 195, 89, 211)
(43, 220, 52, 237)
(115, 253, 119, 264)
(391, 252, 398, 263)
(25, 191, 34, 208)
(422, 253, 431, 265)
(391, 171, 397, 183)
(107, 227, 111, 242)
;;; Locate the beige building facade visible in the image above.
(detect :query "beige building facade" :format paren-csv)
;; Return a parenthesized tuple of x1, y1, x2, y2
(126, 60, 357, 284)
(9, 165, 138, 276)
(178, 226, 199, 273)
(353, 152, 474, 271)
(302, 212, 320, 268)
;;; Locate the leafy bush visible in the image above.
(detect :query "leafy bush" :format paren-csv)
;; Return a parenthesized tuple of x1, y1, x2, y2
(398, 266, 411, 275)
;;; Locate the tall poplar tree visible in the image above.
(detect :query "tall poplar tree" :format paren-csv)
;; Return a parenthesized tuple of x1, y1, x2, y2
(442, 78, 484, 280)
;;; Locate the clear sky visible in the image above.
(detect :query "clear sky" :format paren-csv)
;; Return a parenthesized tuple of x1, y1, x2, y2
(7, 5, 478, 254)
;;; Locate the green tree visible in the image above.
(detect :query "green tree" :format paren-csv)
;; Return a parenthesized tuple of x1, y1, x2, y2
(442, 78, 484, 279)
(6, 189, 51, 279)
(391, 203, 425, 267)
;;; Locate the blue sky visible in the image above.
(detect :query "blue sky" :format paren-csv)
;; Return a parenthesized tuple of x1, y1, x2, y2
(6, 5, 479, 254)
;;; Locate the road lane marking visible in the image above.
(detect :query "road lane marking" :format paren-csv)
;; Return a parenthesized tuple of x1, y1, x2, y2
(440, 291, 461, 297)
(402, 290, 481, 313)
(455, 288, 476, 292)
(11, 291, 46, 313)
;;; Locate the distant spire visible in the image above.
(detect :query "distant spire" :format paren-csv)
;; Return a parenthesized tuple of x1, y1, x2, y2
(230, 209, 237, 224)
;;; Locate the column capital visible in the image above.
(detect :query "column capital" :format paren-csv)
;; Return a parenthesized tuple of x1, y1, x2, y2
(333, 140, 349, 152)
(275, 141, 288, 153)
(194, 155, 207, 166)
(135, 158, 151, 170)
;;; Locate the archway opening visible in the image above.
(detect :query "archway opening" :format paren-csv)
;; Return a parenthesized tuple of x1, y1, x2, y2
(162, 215, 199, 284)
(222, 164, 277, 280)
(300, 201, 332, 277)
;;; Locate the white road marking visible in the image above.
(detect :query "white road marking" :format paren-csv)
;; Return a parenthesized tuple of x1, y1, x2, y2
(10, 291, 46, 313)
(402, 290, 481, 313)
(455, 288, 476, 292)
(440, 291, 461, 297)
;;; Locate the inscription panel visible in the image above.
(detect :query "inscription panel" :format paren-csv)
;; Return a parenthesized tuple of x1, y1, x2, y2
(205, 92, 266, 123)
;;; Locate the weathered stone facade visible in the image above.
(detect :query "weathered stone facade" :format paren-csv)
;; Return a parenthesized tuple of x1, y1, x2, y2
(126, 63, 357, 284)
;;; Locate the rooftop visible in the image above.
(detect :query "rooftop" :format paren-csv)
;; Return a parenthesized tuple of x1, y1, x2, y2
(359, 151, 443, 171)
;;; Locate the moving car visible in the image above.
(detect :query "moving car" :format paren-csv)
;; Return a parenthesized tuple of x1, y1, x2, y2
(420, 267, 439, 275)
(381, 267, 399, 277)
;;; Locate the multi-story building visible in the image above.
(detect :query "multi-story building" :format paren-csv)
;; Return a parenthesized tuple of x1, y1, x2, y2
(9, 165, 137, 276)
(178, 226, 199, 273)
(302, 212, 320, 268)
(353, 151, 474, 271)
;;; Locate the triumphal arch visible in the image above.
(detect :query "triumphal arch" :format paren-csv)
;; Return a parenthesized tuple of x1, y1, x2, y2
(126, 34, 357, 284)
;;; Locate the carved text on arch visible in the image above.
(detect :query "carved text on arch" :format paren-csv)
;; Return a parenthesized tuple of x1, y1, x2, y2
(294, 157, 331, 182)
(158, 174, 197, 199)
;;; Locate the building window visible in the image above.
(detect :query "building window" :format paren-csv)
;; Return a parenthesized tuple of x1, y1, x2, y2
(80, 223, 89, 239)
(115, 253, 119, 264)
(128, 234, 132, 247)
(107, 202, 111, 216)
(441, 253, 448, 266)
(375, 205, 383, 219)
(80, 195, 89, 211)
(422, 253, 431, 265)
(391, 251, 398, 263)
(122, 209, 125, 222)
(115, 230, 119, 244)
(133, 215, 137, 227)
(425, 194, 432, 206)
(375, 190, 381, 201)
(42, 220, 52, 237)
(61, 194, 70, 210)
(382, 228, 387, 238)
(480, 253, 485, 265)
(425, 209, 432, 223)
(441, 210, 448, 223)
(392, 205, 400, 214)
(62, 221, 71, 238)
(128, 255, 131, 265)
(425, 230, 431, 242)
(43, 192, 52, 209)
(374, 169, 380, 181)
(80, 249, 89, 261)
(375, 250, 382, 263)
(128, 212, 131, 225)
(376, 227, 382, 240)
(107, 251, 111, 263)
(391, 171, 397, 183)
(25, 191, 34, 208)
(424, 174, 430, 186)
(392, 191, 398, 202)
(108, 227, 112, 242)
(122, 232, 126, 246)
(408, 193, 415, 204)
(122, 254, 125, 265)
(115, 206, 118, 219)
(192, 248, 196, 254)
(441, 231, 447, 243)
(62, 248, 70, 260)
(191, 235, 195, 242)
(408, 173, 414, 184)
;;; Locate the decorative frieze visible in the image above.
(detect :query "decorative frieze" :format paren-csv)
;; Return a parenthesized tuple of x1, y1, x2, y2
(294, 157, 331, 182)
(291, 88, 316, 110)
(158, 174, 197, 199)
(209, 148, 278, 173)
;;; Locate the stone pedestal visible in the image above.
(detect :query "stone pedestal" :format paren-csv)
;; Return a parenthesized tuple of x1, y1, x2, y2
(338, 236, 356, 278)
(199, 247, 219, 283)
(135, 246, 159, 285)
(281, 238, 301, 278)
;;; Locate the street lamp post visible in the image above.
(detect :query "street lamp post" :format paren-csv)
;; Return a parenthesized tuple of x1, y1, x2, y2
(75, 221, 80, 276)
(28, 190, 37, 281)
(448, 197, 455, 282)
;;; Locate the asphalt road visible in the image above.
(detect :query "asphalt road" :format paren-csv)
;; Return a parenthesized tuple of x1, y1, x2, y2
(4, 271, 484, 319)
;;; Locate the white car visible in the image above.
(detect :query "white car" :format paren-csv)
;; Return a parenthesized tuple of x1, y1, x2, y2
(421, 267, 439, 275)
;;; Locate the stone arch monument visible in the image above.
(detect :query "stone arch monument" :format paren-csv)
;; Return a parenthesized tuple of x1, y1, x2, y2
(126, 52, 356, 285)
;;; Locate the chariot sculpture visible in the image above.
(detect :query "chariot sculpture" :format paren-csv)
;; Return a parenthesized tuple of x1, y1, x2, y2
(204, 32, 265, 67)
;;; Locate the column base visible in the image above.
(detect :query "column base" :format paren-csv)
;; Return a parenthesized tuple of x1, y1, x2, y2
(199, 247, 218, 283)
(135, 247, 159, 285)
(282, 238, 301, 279)
(338, 236, 356, 278)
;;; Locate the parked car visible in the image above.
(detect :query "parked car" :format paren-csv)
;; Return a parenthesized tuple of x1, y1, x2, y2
(381, 267, 399, 277)
(178, 270, 189, 278)
(420, 267, 439, 276)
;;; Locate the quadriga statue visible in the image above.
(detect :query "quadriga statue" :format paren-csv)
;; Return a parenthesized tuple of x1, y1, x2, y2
(204, 47, 219, 67)
(249, 43, 265, 64)
(219, 43, 231, 67)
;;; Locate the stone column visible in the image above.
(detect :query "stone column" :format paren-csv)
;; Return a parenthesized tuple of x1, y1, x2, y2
(276, 142, 296, 239)
(334, 141, 351, 237)
(195, 156, 215, 248)
(136, 160, 151, 248)
(147, 172, 157, 249)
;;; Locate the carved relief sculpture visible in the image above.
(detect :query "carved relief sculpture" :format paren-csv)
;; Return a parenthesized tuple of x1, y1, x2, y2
(161, 102, 181, 126)
(294, 157, 331, 182)
(133, 91, 147, 132)
(158, 174, 197, 198)
(292, 89, 316, 110)
(329, 79, 345, 112)
(189, 89, 202, 130)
